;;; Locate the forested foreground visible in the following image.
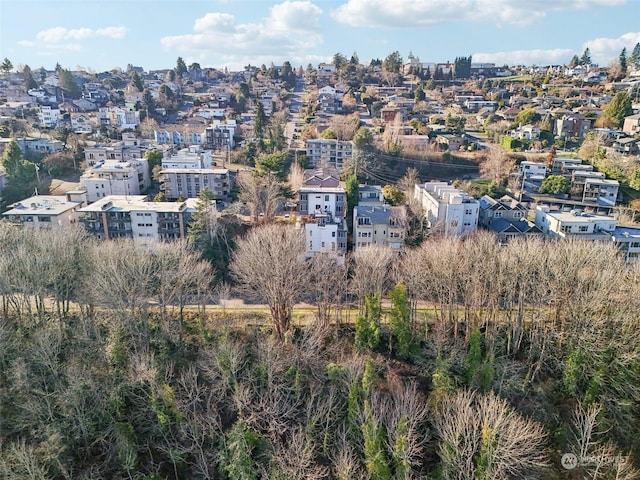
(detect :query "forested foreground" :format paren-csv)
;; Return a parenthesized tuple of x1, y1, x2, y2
(2, 224, 640, 479)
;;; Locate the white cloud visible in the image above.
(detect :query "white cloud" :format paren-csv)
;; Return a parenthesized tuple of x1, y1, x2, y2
(34, 25, 128, 43)
(473, 48, 574, 66)
(160, 1, 323, 67)
(332, 0, 627, 28)
(583, 32, 640, 65)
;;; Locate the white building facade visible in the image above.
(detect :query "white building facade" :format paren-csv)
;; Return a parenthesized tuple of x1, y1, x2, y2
(414, 182, 479, 235)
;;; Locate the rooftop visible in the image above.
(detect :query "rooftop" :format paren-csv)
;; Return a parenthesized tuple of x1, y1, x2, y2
(3, 195, 81, 216)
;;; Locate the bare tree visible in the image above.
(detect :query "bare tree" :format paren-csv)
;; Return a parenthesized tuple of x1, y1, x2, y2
(307, 253, 347, 325)
(230, 224, 309, 340)
(237, 172, 284, 224)
(350, 245, 395, 309)
(479, 146, 514, 186)
(433, 389, 548, 480)
(329, 113, 360, 141)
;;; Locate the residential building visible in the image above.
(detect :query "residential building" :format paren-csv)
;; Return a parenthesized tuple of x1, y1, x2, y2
(414, 182, 479, 235)
(161, 145, 213, 169)
(534, 206, 616, 239)
(80, 158, 151, 202)
(79, 195, 199, 242)
(84, 134, 148, 166)
(353, 205, 406, 251)
(300, 212, 347, 265)
(435, 134, 464, 151)
(555, 113, 591, 139)
(511, 124, 541, 140)
(2, 194, 86, 228)
(613, 137, 640, 155)
(305, 139, 353, 170)
(612, 227, 640, 263)
(39, 105, 60, 128)
(358, 185, 384, 206)
(70, 113, 93, 134)
(581, 177, 619, 206)
(520, 161, 547, 180)
(161, 168, 231, 200)
(298, 169, 346, 220)
(204, 120, 237, 150)
(622, 113, 640, 136)
(478, 195, 542, 243)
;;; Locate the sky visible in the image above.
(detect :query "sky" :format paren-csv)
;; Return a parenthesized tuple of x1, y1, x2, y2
(1, 0, 640, 73)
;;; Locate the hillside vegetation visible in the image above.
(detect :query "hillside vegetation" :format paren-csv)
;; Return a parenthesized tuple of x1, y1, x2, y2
(1, 224, 640, 479)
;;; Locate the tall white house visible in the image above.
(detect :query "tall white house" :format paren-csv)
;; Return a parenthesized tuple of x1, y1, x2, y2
(39, 106, 60, 128)
(534, 206, 616, 239)
(414, 182, 479, 235)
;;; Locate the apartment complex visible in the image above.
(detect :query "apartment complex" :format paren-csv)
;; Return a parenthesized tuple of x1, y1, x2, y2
(305, 139, 353, 170)
(80, 159, 151, 202)
(161, 168, 231, 200)
(78, 195, 200, 242)
(3, 193, 86, 228)
(353, 205, 406, 251)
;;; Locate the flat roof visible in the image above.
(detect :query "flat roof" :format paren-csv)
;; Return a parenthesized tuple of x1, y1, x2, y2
(79, 195, 199, 213)
(545, 209, 615, 224)
(3, 195, 80, 216)
(160, 168, 229, 174)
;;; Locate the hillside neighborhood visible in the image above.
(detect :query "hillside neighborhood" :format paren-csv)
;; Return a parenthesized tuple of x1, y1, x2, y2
(4, 46, 640, 479)
(1, 51, 640, 259)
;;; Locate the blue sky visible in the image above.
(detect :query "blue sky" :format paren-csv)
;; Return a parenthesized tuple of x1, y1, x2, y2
(1, 0, 639, 73)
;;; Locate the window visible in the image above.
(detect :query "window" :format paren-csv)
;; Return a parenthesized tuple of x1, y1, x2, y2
(324, 195, 329, 201)
(561, 225, 571, 233)
(332, 231, 336, 237)
(464, 209, 472, 215)
(578, 226, 589, 232)
(495, 211, 502, 218)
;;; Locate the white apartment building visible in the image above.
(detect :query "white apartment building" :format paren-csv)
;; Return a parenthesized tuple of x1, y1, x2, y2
(3, 194, 86, 228)
(298, 169, 347, 220)
(353, 205, 406, 251)
(582, 177, 619, 206)
(534, 206, 616, 239)
(414, 182, 479, 235)
(161, 145, 213, 169)
(79, 195, 200, 242)
(161, 168, 231, 200)
(111, 107, 140, 130)
(39, 106, 60, 128)
(612, 227, 640, 263)
(81, 158, 151, 202)
(305, 139, 353, 170)
(84, 133, 148, 166)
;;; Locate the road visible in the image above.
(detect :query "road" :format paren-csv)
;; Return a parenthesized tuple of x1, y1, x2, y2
(284, 77, 306, 149)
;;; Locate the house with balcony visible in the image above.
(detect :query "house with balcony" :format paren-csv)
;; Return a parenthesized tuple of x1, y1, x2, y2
(78, 195, 199, 242)
(622, 113, 640, 136)
(414, 181, 479, 235)
(161, 145, 214, 169)
(555, 113, 591, 139)
(298, 169, 346, 220)
(299, 211, 348, 265)
(39, 105, 60, 128)
(511, 124, 541, 140)
(353, 204, 406, 251)
(358, 185, 384, 206)
(580, 177, 619, 206)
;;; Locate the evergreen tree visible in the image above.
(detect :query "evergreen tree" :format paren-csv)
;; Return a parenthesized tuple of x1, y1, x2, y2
(58, 69, 81, 99)
(631, 42, 640, 70)
(580, 47, 591, 66)
(175, 56, 187, 77)
(1, 57, 13, 74)
(129, 71, 143, 92)
(619, 47, 628, 77)
(603, 91, 633, 127)
(21, 64, 38, 90)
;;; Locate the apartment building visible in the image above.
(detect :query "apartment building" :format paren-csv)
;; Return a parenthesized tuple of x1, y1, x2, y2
(414, 182, 479, 235)
(39, 106, 60, 128)
(161, 145, 213, 169)
(298, 170, 346, 220)
(81, 158, 151, 202)
(161, 168, 231, 200)
(79, 195, 199, 242)
(534, 206, 616, 239)
(84, 133, 148, 166)
(305, 139, 353, 170)
(300, 211, 348, 265)
(3, 193, 86, 228)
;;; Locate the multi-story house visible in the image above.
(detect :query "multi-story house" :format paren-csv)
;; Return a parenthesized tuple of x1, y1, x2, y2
(204, 120, 236, 150)
(300, 211, 348, 265)
(298, 169, 346, 220)
(79, 195, 200, 242)
(478, 195, 542, 243)
(305, 139, 353, 170)
(520, 161, 547, 180)
(160, 168, 231, 200)
(414, 182, 479, 235)
(358, 185, 384, 206)
(555, 113, 591, 139)
(84, 133, 148, 166)
(39, 105, 60, 128)
(353, 205, 406, 251)
(3, 193, 86, 229)
(581, 177, 619, 206)
(622, 113, 640, 136)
